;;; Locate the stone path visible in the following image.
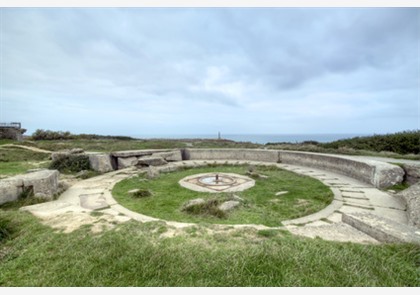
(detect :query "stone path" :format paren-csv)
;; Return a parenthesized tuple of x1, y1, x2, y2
(0, 144, 52, 154)
(21, 160, 416, 244)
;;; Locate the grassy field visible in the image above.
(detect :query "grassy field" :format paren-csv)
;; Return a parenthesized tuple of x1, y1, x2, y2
(0, 145, 50, 177)
(0, 209, 419, 287)
(1, 136, 419, 286)
(112, 165, 333, 226)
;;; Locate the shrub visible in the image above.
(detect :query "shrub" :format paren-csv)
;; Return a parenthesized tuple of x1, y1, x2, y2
(49, 155, 91, 173)
(321, 130, 420, 155)
(132, 189, 152, 198)
(182, 199, 227, 219)
(0, 216, 13, 243)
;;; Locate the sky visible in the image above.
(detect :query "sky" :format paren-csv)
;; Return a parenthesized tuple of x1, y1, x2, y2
(1, 7, 419, 136)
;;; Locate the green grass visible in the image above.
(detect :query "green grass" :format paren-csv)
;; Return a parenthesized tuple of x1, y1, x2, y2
(112, 165, 334, 227)
(0, 147, 51, 176)
(0, 210, 418, 286)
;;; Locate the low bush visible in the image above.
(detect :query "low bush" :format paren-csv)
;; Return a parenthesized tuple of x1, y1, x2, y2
(132, 189, 152, 198)
(182, 198, 227, 219)
(49, 155, 91, 173)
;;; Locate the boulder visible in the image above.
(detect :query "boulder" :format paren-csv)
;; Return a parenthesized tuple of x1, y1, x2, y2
(88, 153, 114, 173)
(218, 200, 240, 212)
(117, 157, 138, 169)
(138, 156, 167, 167)
(51, 151, 70, 161)
(402, 164, 420, 185)
(397, 182, 420, 229)
(70, 148, 84, 154)
(182, 198, 206, 210)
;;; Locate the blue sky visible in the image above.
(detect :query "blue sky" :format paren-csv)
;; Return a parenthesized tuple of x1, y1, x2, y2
(1, 7, 419, 136)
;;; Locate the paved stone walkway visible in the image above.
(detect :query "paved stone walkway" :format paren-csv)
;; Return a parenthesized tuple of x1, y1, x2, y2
(21, 160, 410, 243)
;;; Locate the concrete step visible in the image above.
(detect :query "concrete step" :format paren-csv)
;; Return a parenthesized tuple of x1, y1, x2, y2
(342, 212, 420, 244)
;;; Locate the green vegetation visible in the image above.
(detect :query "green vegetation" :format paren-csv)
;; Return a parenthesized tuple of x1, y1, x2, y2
(49, 155, 91, 173)
(0, 146, 50, 176)
(131, 189, 152, 199)
(112, 165, 334, 226)
(182, 198, 227, 219)
(31, 129, 135, 141)
(321, 130, 420, 155)
(0, 210, 418, 286)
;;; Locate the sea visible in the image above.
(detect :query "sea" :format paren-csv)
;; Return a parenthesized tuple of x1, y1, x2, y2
(133, 133, 368, 145)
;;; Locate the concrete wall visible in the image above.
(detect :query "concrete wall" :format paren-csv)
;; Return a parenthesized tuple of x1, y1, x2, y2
(0, 170, 60, 205)
(184, 148, 280, 163)
(183, 149, 403, 189)
(99, 148, 404, 189)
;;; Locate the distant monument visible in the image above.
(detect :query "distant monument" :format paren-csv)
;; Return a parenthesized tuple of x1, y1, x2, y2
(218, 131, 221, 140)
(0, 122, 26, 141)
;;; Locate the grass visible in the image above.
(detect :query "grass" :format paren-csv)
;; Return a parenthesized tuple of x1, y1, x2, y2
(0, 146, 51, 177)
(112, 165, 334, 227)
(0, 210, 419, 286)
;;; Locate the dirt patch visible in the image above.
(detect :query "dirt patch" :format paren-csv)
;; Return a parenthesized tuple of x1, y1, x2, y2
(40, 211, 131, 234)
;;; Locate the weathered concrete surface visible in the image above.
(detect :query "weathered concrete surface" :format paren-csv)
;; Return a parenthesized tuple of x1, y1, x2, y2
(342, 212, 420, 244)
(88, 153, 114, 173)
(0, 170, 60, 205)
(0, 178, 23, 204)
(279, 151, 404, 189)
(397, 182, 420, 229)
(111, 149, 170, 158)
(152, 150, 183, 162)
(137, 156, 167, 166)
(117, 156, 138, 169)
(185, 148, 280, 163)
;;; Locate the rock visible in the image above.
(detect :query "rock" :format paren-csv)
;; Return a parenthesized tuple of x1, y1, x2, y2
(146, 167, 160, 179)
(232, 194, 244, 202)
(374, 163, 405, 188)
(275, 191, 289, 196)
(402, 164, 420, 185)
(51, 151, 70, 161)
(138, 156, 167, 167)
(128, 189, 140, 194)
(117, 157, 138, 169)
(397, 182, 420, 229)
(182, 198, 206, 210)
(70, 148, 84, 154)
(88, 153, 114, 173)
(259, 174, 269, 179)
(152, 151, 183, 162)
(75, 170, 90, 179)
(218, 200, 240, 212)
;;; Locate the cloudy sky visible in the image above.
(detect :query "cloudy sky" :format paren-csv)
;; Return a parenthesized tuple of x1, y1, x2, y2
(1, 7, 419, 136)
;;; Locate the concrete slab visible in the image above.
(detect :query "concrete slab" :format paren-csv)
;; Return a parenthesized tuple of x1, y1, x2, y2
(285, 223, 379, 244)
(79, 193, 109, 210)
(372, 207, 408, 224)
(362, 188, 406, 210)
(341, 192, 367, 199)
(342, 212, 420, 244)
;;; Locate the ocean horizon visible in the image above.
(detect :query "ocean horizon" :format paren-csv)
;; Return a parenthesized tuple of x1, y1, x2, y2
(132, 133, 369, 144)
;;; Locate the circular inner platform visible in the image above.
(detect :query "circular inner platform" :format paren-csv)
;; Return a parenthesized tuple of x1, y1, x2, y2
(179, 172, 255, 193)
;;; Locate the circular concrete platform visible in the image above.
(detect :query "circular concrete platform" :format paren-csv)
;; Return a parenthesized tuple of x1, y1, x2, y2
(179, 172, 255, 193)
